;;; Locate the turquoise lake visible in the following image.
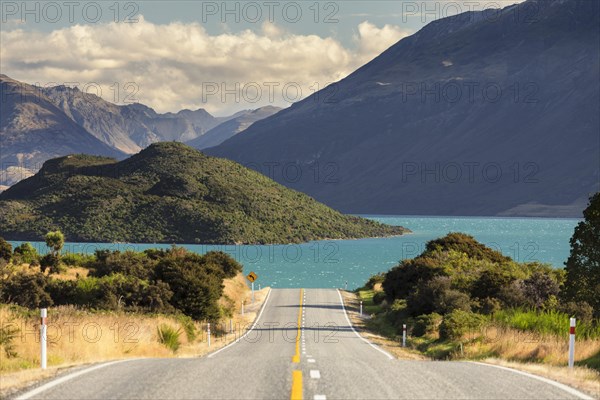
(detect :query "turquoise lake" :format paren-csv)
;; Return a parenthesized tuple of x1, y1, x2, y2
(9, 216, 580, 290)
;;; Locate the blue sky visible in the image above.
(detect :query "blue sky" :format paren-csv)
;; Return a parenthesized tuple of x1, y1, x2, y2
(1, 1, 524, 115)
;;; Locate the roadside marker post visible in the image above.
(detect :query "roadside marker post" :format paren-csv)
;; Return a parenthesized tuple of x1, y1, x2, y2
(252, 282, 255, 303)
(207, 323, 211, 347)
(568, 318, 576, 368)
(402, 324, 407, 348)
(241, 301, 245, 316)
(360, 301, 363, 316)
(229, 319, 233, 334)
(40, 308, 47, 369)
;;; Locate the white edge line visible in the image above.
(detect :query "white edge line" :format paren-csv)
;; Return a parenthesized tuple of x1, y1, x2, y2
(207, 287, 272, 358)
(16, 359, 138, 400)
(470, 361, 595, 400)
(336, 289, 394, 360)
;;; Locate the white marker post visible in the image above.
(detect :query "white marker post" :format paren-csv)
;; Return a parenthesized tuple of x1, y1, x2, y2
(207, 323, 211, 347)
(360, 301, 363, 316)
(229, 319, 233, 334)
(568, 317, 576, 368)
(258, 284, 261, 291)
(241, 301, 245, 316)
(252, 282, 255, 303)
(40, 308, 47, 369)
(402, 324, 407, 348)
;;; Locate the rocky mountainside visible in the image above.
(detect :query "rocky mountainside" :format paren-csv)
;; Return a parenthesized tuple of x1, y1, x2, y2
(208, 0, 600, 217)
(41, 86, 222, 152)
(0, 74, 125, 171)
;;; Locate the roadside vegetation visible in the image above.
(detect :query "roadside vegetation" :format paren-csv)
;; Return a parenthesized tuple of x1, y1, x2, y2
(356, 193, 600, 373)
(0, 229, 269, 382)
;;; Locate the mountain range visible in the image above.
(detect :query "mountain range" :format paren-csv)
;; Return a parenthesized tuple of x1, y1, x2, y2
(0, 75, 281, 186)
(0, 142, 407, 244)
(207, 0, 600, 217)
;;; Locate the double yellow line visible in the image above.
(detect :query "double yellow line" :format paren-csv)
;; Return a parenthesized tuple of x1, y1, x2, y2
(291, 289, 303, 400)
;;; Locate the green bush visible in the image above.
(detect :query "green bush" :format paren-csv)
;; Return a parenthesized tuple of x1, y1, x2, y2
(439, 310, 486, 340)
(1, 272, 53, 308)
(372, 291, 386, 305)
(413, 313, 443, 337)
(12, 243, 39, 265)
(61, 252, 95, 268)
(0, 237, 12, 263)
(91, 250, 155, 280)
(424, 233, 510, 264)
(157, 324, 182, 353)
(364, 273, 386, 290)
(40, 254, 63, 274)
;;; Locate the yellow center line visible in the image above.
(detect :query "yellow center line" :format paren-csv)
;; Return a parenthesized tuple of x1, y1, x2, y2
(292, 288, 303, 363)
(290, 288, 304, 400)
(290, 370, 303, 400)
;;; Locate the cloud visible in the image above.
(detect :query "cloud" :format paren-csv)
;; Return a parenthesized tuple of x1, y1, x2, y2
(0, 17, 411, 115)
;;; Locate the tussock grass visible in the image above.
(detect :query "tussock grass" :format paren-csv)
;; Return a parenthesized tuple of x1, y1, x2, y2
(157, 324, 182, 353)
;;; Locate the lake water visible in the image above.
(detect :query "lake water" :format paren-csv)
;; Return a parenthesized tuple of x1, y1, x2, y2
(9, 216, 580, 290)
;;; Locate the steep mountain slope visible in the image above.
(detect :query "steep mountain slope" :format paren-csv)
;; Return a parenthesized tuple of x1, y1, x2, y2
(0, 142, 407, 244)
(0, 74, 125, 170)
(188, 106, 282, 150)
(41, 86, 221, 152)
(208, 0, 600, 217)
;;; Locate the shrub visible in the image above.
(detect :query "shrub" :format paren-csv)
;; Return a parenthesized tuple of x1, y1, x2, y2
(1, 272, 53, 308)
(91, 250, 154, 280)
(439, 310, 486, 340)
(12, 243, 39, 265)
(407, 276, 471, 316)
(522, 271, 560, 309)
(364, 273, 386, 290)
(61, 252, 95, 268)
(0, 237, 12, 263)
(40, 254, 63, 274)
(157, 324, 181, 353)
(383, 257, 446, 302)
(201, 251, 242, 279)
(560, 301, 594, 323)
(373, 291, 386, 305)
(423, 233, 510, 264)
(474, 297, 502, 315)
(413, 313, 443, 337)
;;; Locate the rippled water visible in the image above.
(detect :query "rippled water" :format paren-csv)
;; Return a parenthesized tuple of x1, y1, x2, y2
(9, 216, 580, 290)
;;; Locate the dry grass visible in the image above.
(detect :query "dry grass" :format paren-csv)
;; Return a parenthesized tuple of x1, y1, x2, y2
(52, 266, 89, 281)
(463, 324, 600, 365)
(0, 273, 269, 397)
(340, 290, 425, 361)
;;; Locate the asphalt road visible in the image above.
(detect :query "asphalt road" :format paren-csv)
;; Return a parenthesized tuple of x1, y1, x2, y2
(15, 289, 593, 400)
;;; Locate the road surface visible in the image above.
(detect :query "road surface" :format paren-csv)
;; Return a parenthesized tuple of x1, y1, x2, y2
(15, 289, 593, 399)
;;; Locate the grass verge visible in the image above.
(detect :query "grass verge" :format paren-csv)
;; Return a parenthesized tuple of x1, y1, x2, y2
(0, 273, 269, 397)
(345, 290, 600, 398)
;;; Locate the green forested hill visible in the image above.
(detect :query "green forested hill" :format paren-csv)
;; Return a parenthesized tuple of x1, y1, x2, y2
(0, 142, 408, 244)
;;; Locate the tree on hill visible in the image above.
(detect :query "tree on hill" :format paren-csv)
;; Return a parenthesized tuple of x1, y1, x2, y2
(563, 193, 600, 317)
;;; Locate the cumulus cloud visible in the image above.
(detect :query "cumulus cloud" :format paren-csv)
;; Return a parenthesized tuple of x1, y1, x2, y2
(0, 17, 410, 115)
